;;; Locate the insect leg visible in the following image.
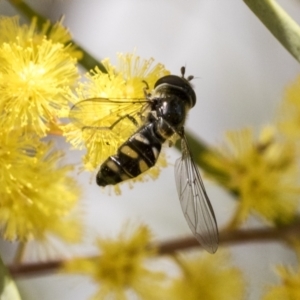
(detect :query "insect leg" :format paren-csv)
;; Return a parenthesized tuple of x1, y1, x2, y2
(142, 80, 152, 98)
(109, 114, 139, 129)
(81, 114, 139, 131)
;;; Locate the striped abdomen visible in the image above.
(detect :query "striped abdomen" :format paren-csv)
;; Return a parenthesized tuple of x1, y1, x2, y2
(96, 122, 166, 186)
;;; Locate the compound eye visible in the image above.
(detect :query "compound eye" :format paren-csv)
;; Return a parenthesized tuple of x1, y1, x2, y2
(154, 75, 196, 107)
(154, 75, 182, 88)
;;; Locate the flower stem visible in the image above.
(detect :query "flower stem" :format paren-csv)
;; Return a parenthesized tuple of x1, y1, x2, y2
(8, 0, 47, 28)
(8, 220, 300, 277)
(243, 0, 300, 63)
(7, 0, 107, 73)
(13, 242, 27, 265)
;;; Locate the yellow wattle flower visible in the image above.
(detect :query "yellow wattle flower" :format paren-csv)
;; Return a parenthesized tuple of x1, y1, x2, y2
(263, 265, 300, 300)
(0, 16, 81, 59)
(0, 16, 80, 137)
(63, 224, 167, 300)
(0, 132, 82, 242)
(277, 75, 300, 141)
(166, 252, 245, 300)
(204, 126, 300, 228)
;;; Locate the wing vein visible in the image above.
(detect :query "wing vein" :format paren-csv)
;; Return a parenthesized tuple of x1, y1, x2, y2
(175, 136, 219, 253)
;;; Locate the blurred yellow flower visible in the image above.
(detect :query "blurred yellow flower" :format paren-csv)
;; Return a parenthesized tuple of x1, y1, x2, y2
(0, 16, 79, 137)
(277, 75, 300, 141)
(204, 126, 300, 228)
(166, 252, 245, 300)
(63, 52, 170, 190)
(0, 132, 82, 242)
(63, 224, 167, 300)
(262, 265, 300, 300)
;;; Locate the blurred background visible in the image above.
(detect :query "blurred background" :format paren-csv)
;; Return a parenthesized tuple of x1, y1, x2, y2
(1, 0, 300, 299)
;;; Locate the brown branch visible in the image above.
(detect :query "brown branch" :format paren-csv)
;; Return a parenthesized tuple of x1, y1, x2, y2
(158, 222, 300, 254)
(8, 221, 300, 277)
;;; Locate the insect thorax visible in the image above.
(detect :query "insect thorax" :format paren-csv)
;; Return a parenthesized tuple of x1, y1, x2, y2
(149, 86, 191, 140)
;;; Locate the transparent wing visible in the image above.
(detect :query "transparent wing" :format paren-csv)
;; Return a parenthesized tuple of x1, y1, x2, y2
(69, 98, 150, 131)
(174, 135, 219, 253)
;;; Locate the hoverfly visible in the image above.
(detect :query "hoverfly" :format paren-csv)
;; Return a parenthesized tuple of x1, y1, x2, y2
(70, 67, 219, 253)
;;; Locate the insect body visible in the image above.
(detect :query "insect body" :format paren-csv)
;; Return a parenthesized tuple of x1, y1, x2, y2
(96, 122, 164, 186)
(96, 74, 191, 186)
(70, 67, 219, 253)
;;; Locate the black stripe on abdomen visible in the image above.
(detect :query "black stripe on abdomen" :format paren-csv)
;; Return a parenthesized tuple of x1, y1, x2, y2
(96, 123, 165, 186)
